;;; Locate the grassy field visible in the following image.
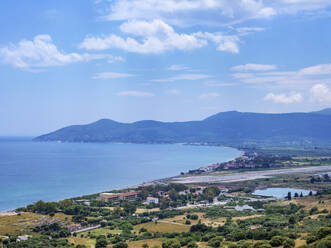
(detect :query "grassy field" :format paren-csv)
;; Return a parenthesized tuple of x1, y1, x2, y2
(81, 227, 121, 236)
(128, 239, 162, 248)
(134, 221, 190, 233)
(0, 212, 44, 235)
(136, 207, 160, 214)
(292, 194, 331, 211)
(67, 236, 96, 248)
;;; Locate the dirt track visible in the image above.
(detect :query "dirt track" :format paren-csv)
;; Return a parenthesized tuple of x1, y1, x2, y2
(171, 166, 331, 184)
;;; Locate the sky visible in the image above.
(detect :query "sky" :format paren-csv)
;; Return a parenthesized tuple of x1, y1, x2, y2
(1, 0, 331, 136)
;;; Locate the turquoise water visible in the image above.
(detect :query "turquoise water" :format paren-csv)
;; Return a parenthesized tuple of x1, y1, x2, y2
(0, 138, 240, 211)
(253, 187, 316, 198)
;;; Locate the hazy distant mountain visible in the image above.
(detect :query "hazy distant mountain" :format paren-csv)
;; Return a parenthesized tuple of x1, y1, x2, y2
(34, 109, 331, 147)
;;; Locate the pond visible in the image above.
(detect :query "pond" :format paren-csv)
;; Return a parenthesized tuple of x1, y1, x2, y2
(253, 187, 316, 198)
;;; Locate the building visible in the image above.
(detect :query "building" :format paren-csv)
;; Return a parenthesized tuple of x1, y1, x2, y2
(235, 205, 255, 211)
(100, 190, 141, 203)
(145, 197, 159, 204)
(216, 185, 229, 194)
(67, 223, 81, 233)
(17, 235, 30, 242)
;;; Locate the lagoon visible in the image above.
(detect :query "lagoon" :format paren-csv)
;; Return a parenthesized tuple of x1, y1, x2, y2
(0, 138, 240, 211)
(253, 187, 316, 198)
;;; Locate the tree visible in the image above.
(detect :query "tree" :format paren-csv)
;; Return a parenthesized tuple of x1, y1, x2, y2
(309, 191, 313, 196)
(289, 216, 296, 224)
(300, 192, 303, 197)
(323, 173, 330, 182)
(287, 192, 292, 200)
(169, 189, 179, 201)
(95, 236, 108, 248)
(122, 201, 136, 215)
(142, 244, 149, 248)
(162, 239, 181, 248)
(253, 241, 272, 248)
(160, 198, 170, 210)
(208, 237, 223, 248)
(187, 241, 198, 248)
(270, 236, 285, 247)
(282, 238, 295, 248)
(294, 192, 299, 198)
(113, 242, 128, 248)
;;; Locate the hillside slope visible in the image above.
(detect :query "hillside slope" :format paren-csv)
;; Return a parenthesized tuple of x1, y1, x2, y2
(34, 109, 331, 147)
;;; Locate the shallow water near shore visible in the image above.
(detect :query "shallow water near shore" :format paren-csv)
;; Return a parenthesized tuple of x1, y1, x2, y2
(0, 138, 240, 211)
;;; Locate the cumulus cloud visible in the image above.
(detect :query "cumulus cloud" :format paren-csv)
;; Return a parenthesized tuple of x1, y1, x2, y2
(79, 19, 206, 54)
(116, 91, 155, 97)
(264, 92, 303, 103)
(92, 72, 135, 79)
(199, 92, 220, 99)
(0, 34, 119, 69)
(310, 84, 331, 103)
(79, 19, 242, 54)
(194, 32, 240, 53)
(152, 73, 212, 82)
(231, 63, 277, 71)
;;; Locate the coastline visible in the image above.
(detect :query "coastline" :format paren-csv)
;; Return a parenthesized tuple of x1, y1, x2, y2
(0, 142, 241, 213)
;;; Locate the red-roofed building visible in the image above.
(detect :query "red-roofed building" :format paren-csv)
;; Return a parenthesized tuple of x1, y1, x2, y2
(100, 190, 141, 203)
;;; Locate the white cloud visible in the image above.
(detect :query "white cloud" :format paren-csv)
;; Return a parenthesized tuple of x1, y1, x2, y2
(231, 63, 277, 71)
(236, 27, 266, 35)
(152, 73, 212, 82)
(0, 34, 120, 70)
(79, 19, 206, 54)
(194, 32, 240, 53)
(199, 92, 220, 99)
(232, 64, 331, 91)
(264, 92, 303, 103)
(80, 19, 243, 54)
(299, 64, 331, 75)
(310, 84, 331, 103)
(167, 64, 189, 71)
(205, 81, 235, 87)
(116, 91, 155, 97)
(99, 0, 331, 27)
(101, 0, 277, 26)
(92, 72, 135, 79)
(167, 89, 181, 95)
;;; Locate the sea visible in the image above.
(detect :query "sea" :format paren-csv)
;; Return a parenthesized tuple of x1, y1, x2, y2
(0, 137, 241, 211)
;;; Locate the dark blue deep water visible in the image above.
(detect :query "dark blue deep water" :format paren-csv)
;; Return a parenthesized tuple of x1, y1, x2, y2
(0, 138, 240, 211)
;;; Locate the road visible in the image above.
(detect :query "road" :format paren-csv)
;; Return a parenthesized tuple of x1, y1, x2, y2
(71, 224, 101, 234)
(171, 165, 331, 184)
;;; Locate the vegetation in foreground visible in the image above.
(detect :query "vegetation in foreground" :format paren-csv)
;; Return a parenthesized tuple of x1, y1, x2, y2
(0, 154, 330, 248)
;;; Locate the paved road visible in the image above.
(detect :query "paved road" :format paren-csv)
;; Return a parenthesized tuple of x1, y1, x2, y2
(71, 224, 101, 234)
(172, 165, 331, 184)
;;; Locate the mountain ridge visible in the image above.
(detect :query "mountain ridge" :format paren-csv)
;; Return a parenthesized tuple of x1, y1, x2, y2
(34, 109, 331, 147)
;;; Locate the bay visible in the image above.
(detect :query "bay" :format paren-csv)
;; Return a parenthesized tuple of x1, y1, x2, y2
(0, 138, 240, 211)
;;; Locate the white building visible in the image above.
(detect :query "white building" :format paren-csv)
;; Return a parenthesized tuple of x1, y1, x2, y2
(145, 197, 159, 204)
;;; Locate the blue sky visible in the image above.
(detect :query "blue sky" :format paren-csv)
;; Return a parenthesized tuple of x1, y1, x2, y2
(1, 0, 331, 136)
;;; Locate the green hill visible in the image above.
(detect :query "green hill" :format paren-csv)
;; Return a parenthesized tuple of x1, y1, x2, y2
(34, 109, 331, 147)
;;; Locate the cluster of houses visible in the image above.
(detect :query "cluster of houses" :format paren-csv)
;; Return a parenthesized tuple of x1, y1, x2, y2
(198, 153, 264, 172)
(99, 185, 229, 205)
